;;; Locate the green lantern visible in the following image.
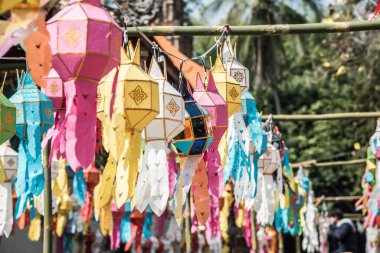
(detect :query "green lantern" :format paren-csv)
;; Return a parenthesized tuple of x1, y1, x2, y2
(0, 74, 16, 145)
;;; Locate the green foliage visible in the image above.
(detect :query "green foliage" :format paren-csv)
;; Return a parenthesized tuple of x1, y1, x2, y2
(189, 0, 380, 207)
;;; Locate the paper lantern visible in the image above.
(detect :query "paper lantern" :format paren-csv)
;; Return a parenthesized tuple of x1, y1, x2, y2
(41, 68, 64, 112)
(193, 72, 227, 197)
(222, 40, 250, 94)
(10, 71, 54, 219)
(254, 142, 282, 226)
(169, 82, 213, 157)
(240, 92, 267, 209)
(212, 56, 241, 118)
(136, 58, 185, 216)
(0, 80, 16, 145)
(169, 80, 213, 225)
(0, 142, 18, 180)
(46, 0, 122, 170)
(98, 40, 159, 208)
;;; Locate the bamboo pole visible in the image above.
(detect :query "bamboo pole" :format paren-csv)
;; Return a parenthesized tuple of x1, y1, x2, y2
(278, 230, 284, 253)
(296, 235, 301, 253)
(250, 209, 257, 252)
(261, 112, 380, 121)
(127, 20, 380, 36)
(43, 141, 52, 253)
(291, 158, 366, 168)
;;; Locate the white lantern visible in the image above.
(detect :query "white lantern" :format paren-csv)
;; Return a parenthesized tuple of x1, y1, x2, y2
(0, 141, 18, 180)
(136, 58, 185, 216)
(222, 40, 250, 94)
(254, 142, 282, 225)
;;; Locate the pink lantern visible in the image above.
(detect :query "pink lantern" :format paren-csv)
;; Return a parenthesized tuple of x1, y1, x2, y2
(46, 0, 122, 170)
(42, 68, 64, 112)
(193, 72, 227, 237)
(193, 72, 228, 197)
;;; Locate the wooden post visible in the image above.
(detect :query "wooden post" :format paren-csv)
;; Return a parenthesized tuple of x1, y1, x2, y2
(43, 141, 52, 253)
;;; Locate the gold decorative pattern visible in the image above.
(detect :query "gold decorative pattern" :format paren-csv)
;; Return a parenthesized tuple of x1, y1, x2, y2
(228, 87, 239, 101)
(44, 107, 53, 119)
(49, 82, 60, 96)
(97, 91, 102, 105)
(4, 111, 14, 126)
(166, 98, 180, 116)
(61, 25, 83, 48)
(7, 159, 15, 167)
(16, 108, 21, 119)
(233, 71, 245, 83)
(129, 85, 148, 105)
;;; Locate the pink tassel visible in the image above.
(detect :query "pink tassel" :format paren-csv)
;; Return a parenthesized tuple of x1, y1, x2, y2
(168, 152, 178, 197)
(64, 80, 97, 170)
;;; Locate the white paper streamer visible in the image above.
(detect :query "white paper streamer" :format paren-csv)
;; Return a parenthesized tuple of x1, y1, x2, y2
(0, 182, 13, 238)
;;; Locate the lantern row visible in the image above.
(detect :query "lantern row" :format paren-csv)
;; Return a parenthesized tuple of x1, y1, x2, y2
(0, 1, 318, 252)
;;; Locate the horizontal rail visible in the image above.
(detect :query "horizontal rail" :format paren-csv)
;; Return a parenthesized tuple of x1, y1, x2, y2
(127, 20, 380, 36)
(291, 158, 366, 168)
(262, 112, 380, 121)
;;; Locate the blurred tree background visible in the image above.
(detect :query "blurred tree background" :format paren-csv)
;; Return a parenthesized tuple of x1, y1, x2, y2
(189, 0, 380, 208)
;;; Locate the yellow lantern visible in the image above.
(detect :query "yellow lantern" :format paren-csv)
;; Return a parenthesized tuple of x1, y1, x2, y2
(99, 39, 159, 208)
(212, 56, 242, 118)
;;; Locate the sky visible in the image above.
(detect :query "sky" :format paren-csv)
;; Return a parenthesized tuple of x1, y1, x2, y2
(189, 0, 333, 25)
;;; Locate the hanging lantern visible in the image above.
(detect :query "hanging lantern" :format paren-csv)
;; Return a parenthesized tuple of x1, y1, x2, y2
(41, 68, 64, 112)
(212, 56, 241, 118)
(10, 71, 54, 219)
(136, 57, 185, 216)
(254, 142, 282, 226)
(169, 79, 213, 225)
(222, 39, 250, 94)
(46, 0, 122, 170)
(169, 81, 213, 157)
(193, 72, 227, 196)
(0, 76, 16, 145)
(0, 142, 18, 180)
(240, 92, 267, 209)
(98, 40, 159, 208)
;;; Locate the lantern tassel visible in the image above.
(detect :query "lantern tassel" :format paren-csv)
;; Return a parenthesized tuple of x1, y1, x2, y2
(0, 182, 13, 237)
(192, 159, 210, 225)
(115, 131, 142, 208)
(173, 155, 202, 225)
(96, 155, 117, 209)
(64, 80, 97, 170)
(28, 212, 41, 241)
(205, 142, 223, 198)
(135, 141, 169, 216)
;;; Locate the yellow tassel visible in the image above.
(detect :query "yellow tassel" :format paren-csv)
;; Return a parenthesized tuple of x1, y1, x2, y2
(28, 213, 41, 241)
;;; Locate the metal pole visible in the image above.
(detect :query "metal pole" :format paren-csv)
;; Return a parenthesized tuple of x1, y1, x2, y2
(261, 112, 380, 121)
(43, 141, 52, 253)
(126, 20, 380, 37)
